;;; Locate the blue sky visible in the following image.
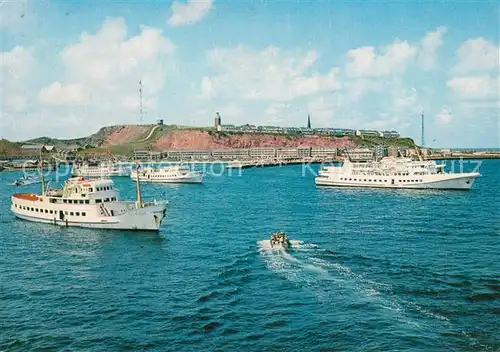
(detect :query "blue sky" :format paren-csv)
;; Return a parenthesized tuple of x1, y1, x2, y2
(1, 0, 499, 148)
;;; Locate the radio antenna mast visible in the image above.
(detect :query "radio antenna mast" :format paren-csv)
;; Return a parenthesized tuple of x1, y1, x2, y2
(421, 110, 425, 148)
(139, 80, 143, 122)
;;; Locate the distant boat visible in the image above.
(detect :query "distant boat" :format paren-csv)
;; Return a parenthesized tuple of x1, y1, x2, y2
(316, 157, 480, 190)
(72, 162, 131, 177)
(130, 165, 204, 184)
(269, 232, 291, 249)
(12, 175, 41, 186)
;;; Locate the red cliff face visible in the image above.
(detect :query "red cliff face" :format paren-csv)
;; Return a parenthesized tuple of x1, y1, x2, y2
(154, 130, 355, 150)
(104, 126, 150, 145)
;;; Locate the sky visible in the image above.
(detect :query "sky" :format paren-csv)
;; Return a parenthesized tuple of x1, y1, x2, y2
(1, 0, 499, 148)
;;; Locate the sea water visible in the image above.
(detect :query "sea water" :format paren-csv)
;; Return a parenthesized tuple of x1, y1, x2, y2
(0, 160, 499, 351)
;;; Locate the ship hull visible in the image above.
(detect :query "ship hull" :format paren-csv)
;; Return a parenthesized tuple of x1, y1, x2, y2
(11, 198, 167, 231)
(315, 173, 480, 190)
(130, 173, 204, 184)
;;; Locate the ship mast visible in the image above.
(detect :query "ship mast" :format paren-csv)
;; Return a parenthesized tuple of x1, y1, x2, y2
(135, 80, 143, 208)
(135, 161, 143, 208)
(39, 149, 46, 195)
(415, 111, 424, 161)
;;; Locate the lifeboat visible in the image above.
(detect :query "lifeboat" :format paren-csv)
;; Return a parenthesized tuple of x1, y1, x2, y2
(269, 232, 291, 248)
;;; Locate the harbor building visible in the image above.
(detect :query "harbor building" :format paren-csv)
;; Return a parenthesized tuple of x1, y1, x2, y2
(310, 147, 338, 158)
(347, 148, 374, 161)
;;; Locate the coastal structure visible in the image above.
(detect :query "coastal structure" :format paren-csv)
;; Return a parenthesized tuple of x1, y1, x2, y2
(133, 147, 340, 161)
(219, 123, 400, 139)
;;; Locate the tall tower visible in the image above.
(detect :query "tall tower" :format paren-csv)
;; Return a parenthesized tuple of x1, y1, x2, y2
(421, 111, 425, 147)
(215, 112, 222, 132)
(307, 114, 311, 129)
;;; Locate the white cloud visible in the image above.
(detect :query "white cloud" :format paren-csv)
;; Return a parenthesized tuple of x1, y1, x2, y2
(0, 45, 33, 80)
(3, 95, 27, 112)
(345, 79, 383, 102)
(419, 26, 447, 69)
(393, 87, 418, 110)
(345, 39, 417, 78)
(203, 45, 341, 102)
(0, 17, 178, 140)
(307, 95, 342, 127)
(43, 17, 175, 113)
(1, 45, 34, 116)
(39, 82, 89, 106)
(0, 0, 29, 30)
(447, 75, 499, 100)
(453, 38, 500, 73)
(435, 106, 453, 124)
(60, 18, 175, 89)
(167, 0, 213, 27)
(200, 76, 215, 99)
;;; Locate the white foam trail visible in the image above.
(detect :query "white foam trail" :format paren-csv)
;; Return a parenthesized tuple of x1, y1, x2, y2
(258, 239, 449, 329)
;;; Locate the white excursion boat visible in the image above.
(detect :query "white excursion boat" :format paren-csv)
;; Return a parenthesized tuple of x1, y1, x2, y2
(72, 162, 131, 177)
(130, 165, 204, 184)
(11, 175, 167, 231)
(315, 157, 480, 190)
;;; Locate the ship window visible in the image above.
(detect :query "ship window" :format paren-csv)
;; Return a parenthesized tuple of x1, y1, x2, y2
(82, 212, 86, 216)
(95, 199, 102, 203)
(70, 212, 74, 216)
(65, 211, 68, 215)
(49, 210, 53, 214)
(68, 200, 72, 204)
(85, 200, 90, 204)
(76, 212, 80, 216)
(89, 188, 93, 192)
(111, 197, 116, 201)
(105, 198, 109, 202)
(79, 200, 84, 204)
(45, 209, 48, 213)
(63, 199, 67, 204)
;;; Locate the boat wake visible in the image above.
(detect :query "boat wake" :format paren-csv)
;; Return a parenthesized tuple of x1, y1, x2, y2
(257, 240, 450, 328)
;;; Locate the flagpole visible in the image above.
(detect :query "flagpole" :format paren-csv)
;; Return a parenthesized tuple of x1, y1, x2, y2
(39, 150, 46, 195)
(135, 162, 143, 208)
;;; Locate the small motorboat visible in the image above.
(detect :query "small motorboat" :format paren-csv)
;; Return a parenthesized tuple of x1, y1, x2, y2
(12, 175, 41, 186)
(270, 232, 291, 248)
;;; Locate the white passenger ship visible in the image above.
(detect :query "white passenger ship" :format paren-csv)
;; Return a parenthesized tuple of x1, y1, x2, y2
(130, 165, 204, 184)
(72, 162, 131, 177)
(11, 176, 167, 231)
(315, 157, 480, 190)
